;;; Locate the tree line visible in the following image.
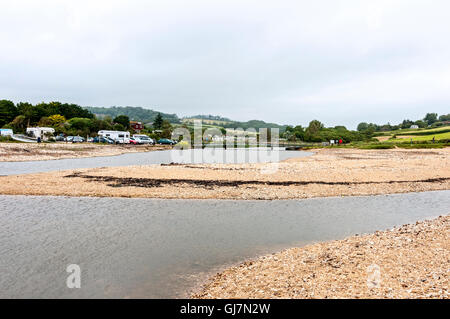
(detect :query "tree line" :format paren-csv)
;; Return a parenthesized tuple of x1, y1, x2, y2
(85, 106, 179, 124)
(356, 113, 450, 133)
(0, 99, 176, 139)
(0, 100, 93, 128)
(1, 99, 448, 143)
(283, 120, 368, 143)
(282, 113, 449, 143)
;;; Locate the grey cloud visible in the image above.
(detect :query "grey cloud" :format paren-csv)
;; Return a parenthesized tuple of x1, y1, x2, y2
(1, 0, 449, 129)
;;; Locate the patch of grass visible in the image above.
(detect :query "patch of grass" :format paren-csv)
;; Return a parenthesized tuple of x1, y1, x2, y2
(320, 140, 449, 150)
(372, 126, 450, 138)
(405, 126, 450, 134)
(0, 136, 21, 143)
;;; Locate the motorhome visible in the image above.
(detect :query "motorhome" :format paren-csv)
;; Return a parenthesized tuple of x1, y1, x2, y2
(26, 127, 55, 141)
(98, 130, 130, 144)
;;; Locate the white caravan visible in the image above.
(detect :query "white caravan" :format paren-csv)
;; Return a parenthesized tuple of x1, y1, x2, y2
(0, 128, 13, 137)
(98, 130, 130, 144)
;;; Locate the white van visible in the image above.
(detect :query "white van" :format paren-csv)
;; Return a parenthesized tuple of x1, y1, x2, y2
(98, 130, 130, 144)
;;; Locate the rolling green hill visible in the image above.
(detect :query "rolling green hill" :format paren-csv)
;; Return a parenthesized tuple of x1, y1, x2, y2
(182, 115, 286, 132)
(85, 106, 180, 124)
(85, 106, 287, 131)
(183, 115, 232, 122)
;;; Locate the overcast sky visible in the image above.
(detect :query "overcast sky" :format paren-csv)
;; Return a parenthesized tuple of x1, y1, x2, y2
(1, 0, 449, 128)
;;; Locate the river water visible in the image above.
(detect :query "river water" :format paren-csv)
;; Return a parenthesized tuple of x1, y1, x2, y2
(0, 148, 311, 175)
(1, 191, 449, 298)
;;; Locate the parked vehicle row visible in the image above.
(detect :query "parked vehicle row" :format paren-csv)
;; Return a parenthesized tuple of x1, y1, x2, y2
(72, 136, 85, 143)
(52, 131, 178, 145)
(8, 128, 179, 145)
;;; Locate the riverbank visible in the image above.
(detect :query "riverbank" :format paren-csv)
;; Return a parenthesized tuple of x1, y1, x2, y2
(193, 215, 449, 299)
(0, 148, 448, 199)
(0, 142, 171, 161)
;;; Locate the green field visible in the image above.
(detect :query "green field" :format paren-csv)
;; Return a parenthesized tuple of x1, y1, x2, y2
(372, 125, 450, 142)
(405, 126, 450, 134)
(373, 125, 450, 136)
(393, 131, 450, 142)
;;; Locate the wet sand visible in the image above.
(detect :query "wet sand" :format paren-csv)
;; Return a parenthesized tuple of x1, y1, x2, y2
(0, 148, 448, 199)
(193, 215, 449, 299)
(0, 142, 170, 162)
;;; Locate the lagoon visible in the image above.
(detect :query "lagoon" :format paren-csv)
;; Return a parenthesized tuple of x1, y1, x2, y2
(1, 191, 448, 298)
(0, 148, 311, 175)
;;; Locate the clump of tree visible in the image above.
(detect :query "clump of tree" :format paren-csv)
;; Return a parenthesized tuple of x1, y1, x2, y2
(423, 113, 438, 126)
(160, 120, 173, 138)
(113, 115, 130, 131)
(1, 100, 94, 132)
(0, 100, 180, 140)
(148, 113, 173, 139)
(0, 100, 18, 127)
(283, 120, 367, 143)
(284, 125, 305, 141)
(153, 113, 164, 130)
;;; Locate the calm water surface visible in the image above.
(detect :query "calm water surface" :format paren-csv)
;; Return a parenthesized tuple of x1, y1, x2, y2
(0, 148, 311, 175)
(1, 191, 449, 298)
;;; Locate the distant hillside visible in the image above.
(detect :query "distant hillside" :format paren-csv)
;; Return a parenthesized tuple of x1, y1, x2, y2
(183, 115, 232, 122)
(85, 106, 287, 131)
(182, 118, 232, 126)
(224, 119, 287, 132)
(183, 117, 287, 132)
(85, 106, 180, 123)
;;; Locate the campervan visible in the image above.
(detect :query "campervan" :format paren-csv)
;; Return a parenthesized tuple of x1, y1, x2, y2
(26, 127, 55, 141)
(97, 130, 130, 144)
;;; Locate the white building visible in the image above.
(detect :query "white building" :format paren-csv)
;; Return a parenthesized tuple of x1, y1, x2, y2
(410, 125, 419, 129)
(26, 127, 55, 140)
(98, 130, 130, 143)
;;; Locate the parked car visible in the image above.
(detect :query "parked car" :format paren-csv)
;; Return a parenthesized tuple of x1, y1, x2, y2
(110, 136, 129, 144)
(97, 130, 130, 144)
(72, 136, 85, 143)
(92, 136, 115, 144)
(55, 134, 65, 141)
(129, 137, 139, 145)
(104, 137, 115, 144)
(132, 134, 154, 144)
(157, 138, 176, 145)
(66, 136, 74, 142)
